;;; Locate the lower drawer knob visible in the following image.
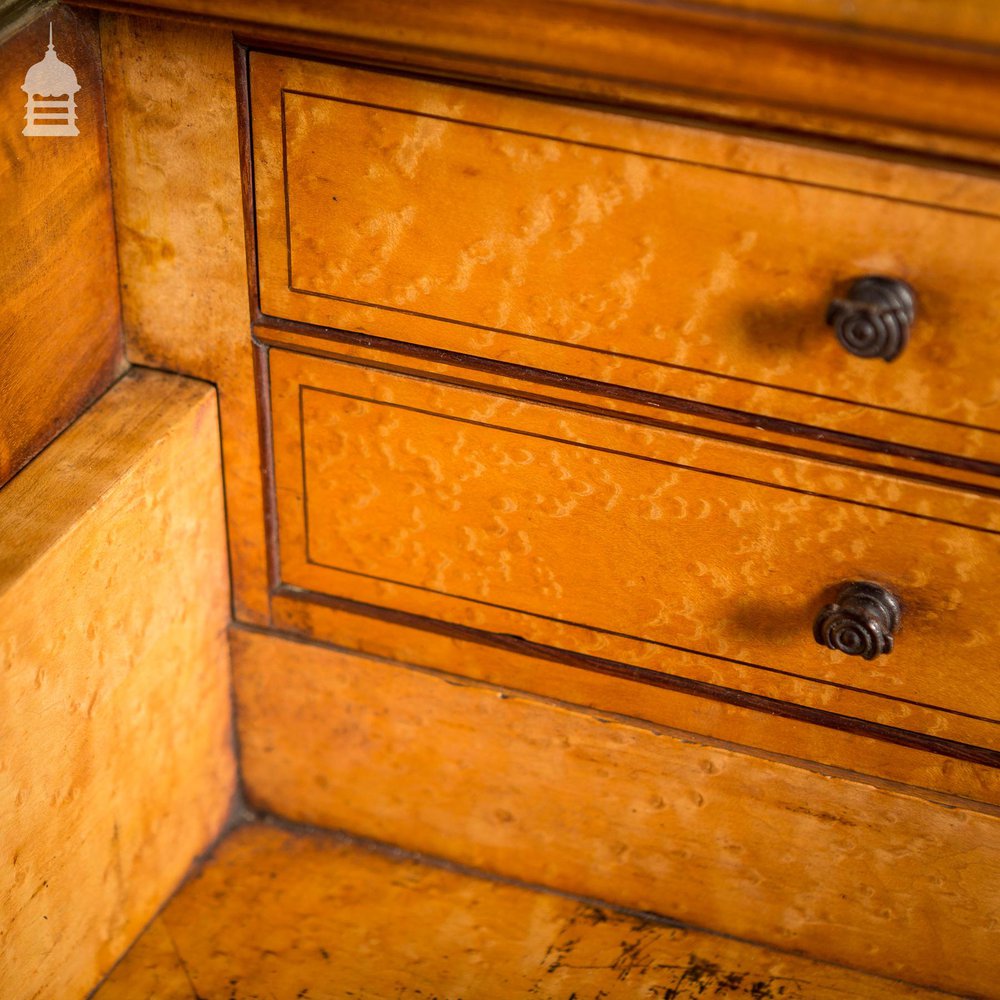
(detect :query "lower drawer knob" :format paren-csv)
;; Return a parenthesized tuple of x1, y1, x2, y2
(825, 276, 916, 362)
(813, 582, 901, 660)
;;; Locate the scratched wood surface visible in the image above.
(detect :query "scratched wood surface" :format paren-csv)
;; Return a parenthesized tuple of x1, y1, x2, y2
(94, 822, 950, 1000)
(0, 5, 124, 489)
(0, 370, 235, 1000)
(72, 0, 1000, 165)
(99, 14, 269, 624)
(269, 347, 1000, 746)
(251, 54, 1000, 467)
(231, 629, 1000, 997)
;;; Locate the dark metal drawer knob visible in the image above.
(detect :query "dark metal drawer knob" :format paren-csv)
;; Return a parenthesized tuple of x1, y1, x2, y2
(813, 582, 901, 660)
(825, 276, 916, 362)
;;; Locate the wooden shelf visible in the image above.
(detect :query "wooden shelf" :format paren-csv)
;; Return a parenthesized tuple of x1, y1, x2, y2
(94, 823, 951, 999)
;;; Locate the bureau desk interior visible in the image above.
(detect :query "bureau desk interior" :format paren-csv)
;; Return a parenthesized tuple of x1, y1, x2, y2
(8, 3, 996, 995)
(88, 3, 1000, 813)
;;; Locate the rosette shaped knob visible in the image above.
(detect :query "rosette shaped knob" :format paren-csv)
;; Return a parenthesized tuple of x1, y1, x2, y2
(825, 276, 916, 362)
(813, 582, 901, 660)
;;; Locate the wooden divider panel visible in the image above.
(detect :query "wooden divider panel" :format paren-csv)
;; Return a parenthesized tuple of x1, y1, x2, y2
(0, 370, 235, 1000)
(98, 15, 269, 624)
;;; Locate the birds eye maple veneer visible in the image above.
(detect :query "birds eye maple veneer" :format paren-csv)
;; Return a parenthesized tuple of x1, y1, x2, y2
(268, 347, 1000, 757)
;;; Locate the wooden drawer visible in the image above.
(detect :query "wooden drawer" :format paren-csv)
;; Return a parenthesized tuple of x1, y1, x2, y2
(251, 54, 1000, 466)
(269, 347, 1000, 743)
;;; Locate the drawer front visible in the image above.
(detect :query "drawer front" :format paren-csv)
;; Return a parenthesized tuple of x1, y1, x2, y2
(252, 55, 1000, 462)
(270, 348, 1000, 729)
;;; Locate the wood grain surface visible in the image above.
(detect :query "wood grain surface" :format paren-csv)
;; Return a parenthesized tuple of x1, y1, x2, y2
(683, 0, 1000, 45)
(99, 13, 269, 623)
(94, 822, 952, 999)
(268, 347, 1000, 746)
(0, 369, 236, 1000)
(251, 54, 1000, 467)
(231, 630, 1000, 997)
(70, 0, 1000, 164)
(0, 6, 124, 489)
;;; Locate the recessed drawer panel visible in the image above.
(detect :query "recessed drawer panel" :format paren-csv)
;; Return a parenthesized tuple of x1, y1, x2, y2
(270, 348, 1000, 733)
(251, 54, 1000, 463)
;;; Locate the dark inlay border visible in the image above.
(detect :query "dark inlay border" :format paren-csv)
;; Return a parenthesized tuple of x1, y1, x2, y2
(254, 319, 1000, 483)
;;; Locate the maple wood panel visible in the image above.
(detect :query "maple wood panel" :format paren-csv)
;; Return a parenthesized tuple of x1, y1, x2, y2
(0, 370, 235, 1000)
(231, 631, 1000, 997)
(269, 347, 1000, 738)
(0, 6, 124, 489)
(257, 325, 1000, 772)
(96, 823, 948, 1000)
(99, 14, 269, 624)
(251, 55, 1000, 467)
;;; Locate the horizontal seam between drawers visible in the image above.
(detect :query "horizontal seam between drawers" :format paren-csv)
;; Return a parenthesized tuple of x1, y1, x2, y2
(279, 287, 1000, 443)
(255, 322, 1000, 484)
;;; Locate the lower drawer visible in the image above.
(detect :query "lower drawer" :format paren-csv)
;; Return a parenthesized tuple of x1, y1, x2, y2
(269, 348, 1000, 734)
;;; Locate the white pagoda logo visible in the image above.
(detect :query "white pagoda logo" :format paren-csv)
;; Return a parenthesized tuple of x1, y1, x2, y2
(21, 24, 80, 137)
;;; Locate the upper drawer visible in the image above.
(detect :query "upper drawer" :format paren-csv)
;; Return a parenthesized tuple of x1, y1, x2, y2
(250, 54, 1000, 465)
